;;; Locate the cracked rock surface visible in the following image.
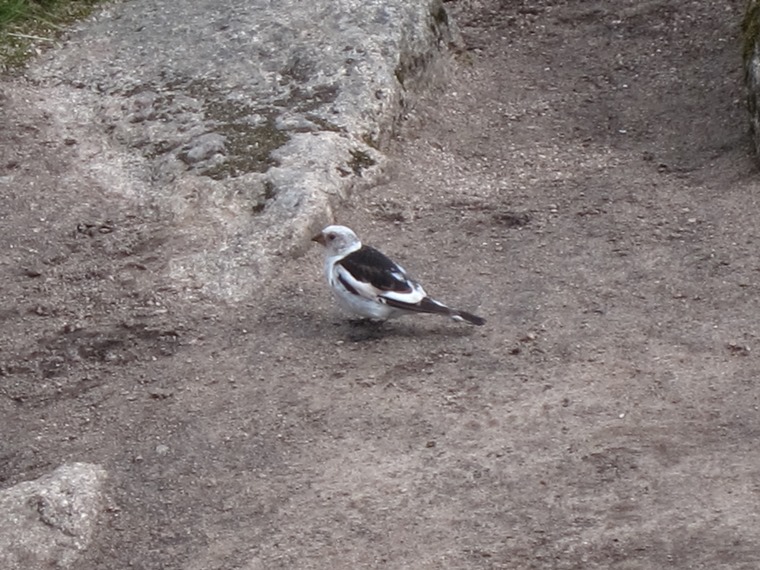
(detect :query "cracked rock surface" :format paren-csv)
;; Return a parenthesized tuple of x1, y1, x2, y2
(16, 0, 459, 300)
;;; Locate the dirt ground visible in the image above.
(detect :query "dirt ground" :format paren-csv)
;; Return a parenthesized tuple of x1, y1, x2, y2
(2, 0, 760, 568)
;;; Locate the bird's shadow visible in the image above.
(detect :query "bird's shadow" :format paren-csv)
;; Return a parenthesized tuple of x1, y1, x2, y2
(256, 307, 481, 342)
(338, 318, 477, 342)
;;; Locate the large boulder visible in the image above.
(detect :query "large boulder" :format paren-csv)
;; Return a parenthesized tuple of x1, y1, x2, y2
(21, 0, 461, 300)
(0, 463, 107, 570)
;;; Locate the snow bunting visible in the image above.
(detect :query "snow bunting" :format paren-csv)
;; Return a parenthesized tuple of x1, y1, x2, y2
(312, 225, 485, 326)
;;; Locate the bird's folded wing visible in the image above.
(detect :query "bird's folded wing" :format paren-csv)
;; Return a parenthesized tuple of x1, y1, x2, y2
(337, 246, 415, 293)
(335, 264, 384, 300)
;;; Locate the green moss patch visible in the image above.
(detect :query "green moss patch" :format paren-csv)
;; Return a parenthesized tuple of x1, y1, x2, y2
(348, 149, 376, 176)
(742, 0, 760, 66)
(182, 80, 290, 179)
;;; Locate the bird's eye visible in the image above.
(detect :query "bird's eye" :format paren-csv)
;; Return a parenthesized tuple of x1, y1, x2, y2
(327, 233, 336, 241)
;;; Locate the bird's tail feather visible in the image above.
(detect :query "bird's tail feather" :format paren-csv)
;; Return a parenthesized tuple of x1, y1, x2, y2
(383, 296, 486, 326)
(451, 310, 486, 326)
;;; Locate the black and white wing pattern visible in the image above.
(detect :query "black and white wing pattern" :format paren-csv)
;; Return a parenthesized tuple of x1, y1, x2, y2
(336, 245, 419, 295)
(334, 245, 485, 325)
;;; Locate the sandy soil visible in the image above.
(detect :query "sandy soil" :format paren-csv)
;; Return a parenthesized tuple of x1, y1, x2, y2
(2, 0, 760, 568)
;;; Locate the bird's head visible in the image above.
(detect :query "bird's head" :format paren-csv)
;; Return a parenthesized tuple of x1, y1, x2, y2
(312, 225, 361, 256)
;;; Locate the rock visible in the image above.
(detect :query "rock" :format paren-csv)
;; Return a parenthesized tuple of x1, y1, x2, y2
(23, 0, 461, 301)
(0, 463, 107, 570)
(743, 1, 760, 158)
(180, 132, 227, 165)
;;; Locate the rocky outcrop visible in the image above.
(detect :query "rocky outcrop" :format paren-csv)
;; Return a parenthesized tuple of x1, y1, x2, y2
(24, 0, 460, 300)
(743, 0, 760, 157)
(0, 463, 107, 570)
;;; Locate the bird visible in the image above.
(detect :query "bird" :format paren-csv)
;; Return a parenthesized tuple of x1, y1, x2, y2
(312, 225, 485, 326)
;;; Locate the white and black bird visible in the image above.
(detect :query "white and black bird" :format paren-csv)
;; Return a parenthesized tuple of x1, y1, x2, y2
(312, 225, 485, 326)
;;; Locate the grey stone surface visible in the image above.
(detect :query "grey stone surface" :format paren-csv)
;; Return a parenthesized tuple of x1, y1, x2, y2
(0, 463, 107, 570)
(24, 0, 460, 300)
(744, 1, 760, 158)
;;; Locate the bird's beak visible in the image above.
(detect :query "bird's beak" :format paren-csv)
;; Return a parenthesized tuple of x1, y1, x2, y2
(312, 232, 325, 245)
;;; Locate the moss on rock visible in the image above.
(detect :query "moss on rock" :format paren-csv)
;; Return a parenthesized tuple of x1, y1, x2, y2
(742, 0, 760, 69)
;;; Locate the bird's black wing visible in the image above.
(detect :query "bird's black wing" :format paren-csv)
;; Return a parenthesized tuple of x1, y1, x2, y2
(337, 245, 413, 293)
